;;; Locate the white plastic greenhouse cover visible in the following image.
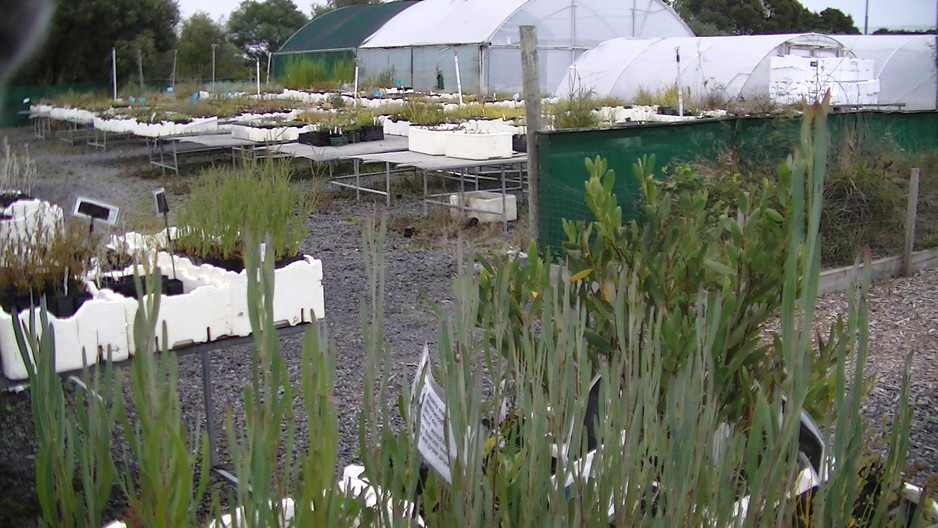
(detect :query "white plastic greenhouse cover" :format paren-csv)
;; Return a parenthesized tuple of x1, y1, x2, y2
(555, 33, 849, 102)
(356, 0, 693, 93)
(834, 35, 937, 110)
(360, 0, 692, 48)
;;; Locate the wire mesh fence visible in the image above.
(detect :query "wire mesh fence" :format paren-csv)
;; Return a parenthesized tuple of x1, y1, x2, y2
(537, 112, 938, 270)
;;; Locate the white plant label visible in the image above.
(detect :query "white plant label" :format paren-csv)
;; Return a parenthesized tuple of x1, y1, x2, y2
(413, 344, 455, 483)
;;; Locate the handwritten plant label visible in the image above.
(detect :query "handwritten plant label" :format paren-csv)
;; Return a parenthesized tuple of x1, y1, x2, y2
(413, 344, 456, 483)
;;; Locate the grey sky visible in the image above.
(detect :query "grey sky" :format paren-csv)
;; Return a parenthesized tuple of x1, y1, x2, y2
(176, 0, 937, 32)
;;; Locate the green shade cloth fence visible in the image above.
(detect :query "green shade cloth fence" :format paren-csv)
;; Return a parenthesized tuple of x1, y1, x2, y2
(1, 83, 108, 127)
(537, 111, 938, 252)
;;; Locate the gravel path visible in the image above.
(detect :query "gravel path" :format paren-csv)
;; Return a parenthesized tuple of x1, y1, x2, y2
(0, 126, 935, 525)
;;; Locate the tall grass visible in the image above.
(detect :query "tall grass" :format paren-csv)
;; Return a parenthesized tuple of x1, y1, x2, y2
(282, 56, 355, 90)
(1, 138, 36, 195)
(116, 267, 211, 526)
(175, 159, 317, 262)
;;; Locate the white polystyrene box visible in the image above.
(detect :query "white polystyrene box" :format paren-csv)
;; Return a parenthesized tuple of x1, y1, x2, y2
(101, 259, 233, 351)
(177, 116, 219, 135)
(0, 306, 96, 381)
(75, 292, 132, 363)
(408, 126, 455, 155)
(223, 255, 326, 336)
(155, 277, 231, 349)
(383, 119, 411, 137)
(444, 132, 513, 160)
(448, 191, 517, 224)
(271, 256, 325, 324)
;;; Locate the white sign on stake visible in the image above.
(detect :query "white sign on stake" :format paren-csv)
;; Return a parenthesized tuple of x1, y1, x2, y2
(413, 344, 455, 483)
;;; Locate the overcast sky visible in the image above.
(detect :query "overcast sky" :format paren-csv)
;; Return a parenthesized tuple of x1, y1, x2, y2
(176, 0, 937, 33)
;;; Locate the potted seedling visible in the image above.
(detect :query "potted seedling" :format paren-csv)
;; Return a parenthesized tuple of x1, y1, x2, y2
(0, 214, 94, 318)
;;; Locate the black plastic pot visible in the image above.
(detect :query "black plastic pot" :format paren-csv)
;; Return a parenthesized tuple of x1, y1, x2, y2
(0, 287, 92, 318)
(512, 134, 527, 152)
(102, 275, 185, 298)
(193, 253, 305, 273)
(298, 130, 331, 147)
(360, 125, 385, 142)
(345, 129, 362, 144)
(329, 134, 348, 147)
(0, 192, 31, 209)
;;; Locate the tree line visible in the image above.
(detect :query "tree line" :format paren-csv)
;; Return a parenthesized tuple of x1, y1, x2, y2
(13, 0, 925, 87)
(12, 0, 311, 86)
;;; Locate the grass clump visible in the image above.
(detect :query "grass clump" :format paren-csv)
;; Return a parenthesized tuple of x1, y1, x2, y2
(1, 138, 36, 196)
(549, 86, 600, 129)
(0, 214, 94, 303)
(175, 159, 317, 263)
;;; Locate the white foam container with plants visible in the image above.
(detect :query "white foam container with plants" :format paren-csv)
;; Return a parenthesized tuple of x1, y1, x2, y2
(444, 131, 513, 160)
(48, 106, 96, 123)
(157, 252, 325, 337)
(383, 118, 412, 137)
(131, 116, 219, 138)
(90, 259, 233, 354)
(408, 125, 458, 155)
(0, 296, 128, 381)
(230, 123, 312, 143)
(92, 116, 138, 134)
(448, 190, 517, 223)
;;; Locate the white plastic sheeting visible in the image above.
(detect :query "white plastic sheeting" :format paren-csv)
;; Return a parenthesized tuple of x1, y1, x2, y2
(834, 35, 937, 111)
(555, 34, 854, 104)
(357, 0, 692, 94)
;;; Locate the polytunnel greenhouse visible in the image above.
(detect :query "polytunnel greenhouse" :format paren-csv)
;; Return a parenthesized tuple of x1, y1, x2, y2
(834, 35, 937, 111)
(355, 0, 694, 95)
(555, 33, 886, 107)
(271, 2, 418, 83)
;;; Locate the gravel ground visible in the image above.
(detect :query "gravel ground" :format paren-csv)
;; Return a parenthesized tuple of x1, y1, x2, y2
(0, 125, 936, 525)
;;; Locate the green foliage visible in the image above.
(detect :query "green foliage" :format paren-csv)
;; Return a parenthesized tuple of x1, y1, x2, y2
(13, 0, 178, 85)
(225, 234, 298, 527)
(1, 138, 35, 195)
(228, 0, 309, 63)
(281, 56, 355, 90)
(676, 0, 858, 35)
(0, 217, 94, 298)
(396, 97, 447, 125)
(14, 99, 934, 528)
(550, 87, 600, 130)
(116, 267, 211, 527)
(313, 0, 383, 18)
(175, 159, 317, 262)
(177, 13, 247, 82)
(14, 306, 80, 528)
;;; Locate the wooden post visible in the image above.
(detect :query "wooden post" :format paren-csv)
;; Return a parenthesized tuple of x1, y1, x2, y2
(903, 168, 921, 276)
(136, 48, 144, 88)
(521, 25, 541, 243)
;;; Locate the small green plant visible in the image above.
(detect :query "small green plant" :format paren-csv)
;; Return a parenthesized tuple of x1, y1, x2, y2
(115, 266, 212, 527)
(397, 96, 446, 125)
(550, 86, 599, 129)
